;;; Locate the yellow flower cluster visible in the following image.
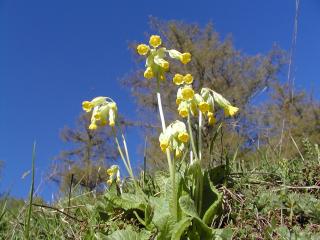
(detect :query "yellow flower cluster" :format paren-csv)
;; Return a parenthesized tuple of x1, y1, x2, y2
(136, 35, 192, 81)
(159, 120, 189, 158)
(175, 85, 239, 125)
(106, 165, 121, 185)
(172, 73, 193, 85)
(82, 96, 118, 130)
(202, 88, 239, 117)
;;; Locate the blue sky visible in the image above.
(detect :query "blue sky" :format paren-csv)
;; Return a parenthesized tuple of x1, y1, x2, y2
(0, 0, 319, 201)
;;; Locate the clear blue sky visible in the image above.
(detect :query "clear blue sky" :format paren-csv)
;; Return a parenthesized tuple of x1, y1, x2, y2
(1, 0, 319, 201)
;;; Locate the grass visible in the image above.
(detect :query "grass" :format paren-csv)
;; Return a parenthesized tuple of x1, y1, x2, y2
(0, 139, 319, 239)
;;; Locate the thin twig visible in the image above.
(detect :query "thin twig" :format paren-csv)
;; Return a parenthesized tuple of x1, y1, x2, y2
(32, 203, 86, 223)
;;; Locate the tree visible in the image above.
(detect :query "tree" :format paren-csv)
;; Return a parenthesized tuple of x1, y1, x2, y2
(123, 18, 285, 169)
(50, 114, 119, 193)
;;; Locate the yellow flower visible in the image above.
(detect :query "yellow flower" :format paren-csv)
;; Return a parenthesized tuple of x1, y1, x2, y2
(178, 132, 189, 143)
(107, 165, 119, 176)
(207, 111, 214, 118)
(94, 112, 101, 120)
(173, 74, 184, 85)
(149, 35, 162, 48)
(107, 102, 117, 127)
(161, 60, 169, 71)
(183, 74, 193, 84)
(89, 122, 97, 130)
(180, 52, 191, 64)
(137, 44, 150, 55)
(207, 112, 216, 125)
(178, 102, 189, 118)
(159, 72, 166, 81)
(160, 139, 169, 152)
(101, 119, 107, 126)
(107, 179, 113, 185)
(116, 176, 121, 184)
(109, 102, 117, 110)
(82, 97, 107, 113)
(175, 148, 182, 158)
(208, 116, 216, 125)
(144, 67, 154, 79)
(181, 86, 194, 100)
(224, 105, 239, 117)
(82, 101, 93, 112)
(109, 111, 116, 126)
(176, 98, 183, 105)
(179, 107, 188, 118)
(198, 102, 209, 113)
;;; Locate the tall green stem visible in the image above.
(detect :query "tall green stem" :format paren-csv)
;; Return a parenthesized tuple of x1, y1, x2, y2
(156, 81, 177, 220)
(112, 127, 134, 180)
(187, 113, 198, 160)
(198, 111, 204, 215)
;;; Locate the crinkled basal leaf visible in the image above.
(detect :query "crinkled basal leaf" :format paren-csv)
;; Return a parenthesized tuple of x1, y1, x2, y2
(105, 192, 147, 211)
(171, 217, 192, 240)
(212, 228, 233, 240)
(179, 195, 198, 218)
(154, 172, 171, 198)
(202, 174, 223, 225)
(154, 214, 175, 240)
(105, 229, 151, 240)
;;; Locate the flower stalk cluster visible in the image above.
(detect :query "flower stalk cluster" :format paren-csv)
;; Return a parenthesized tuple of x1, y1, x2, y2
(82, 97, 118, 130)
(81, 97, 135, 185)
(106, 165, 121, 185)
(176, 84, 239, 126)
(137, 35, 191, 82)
(159, 120, 190, 158)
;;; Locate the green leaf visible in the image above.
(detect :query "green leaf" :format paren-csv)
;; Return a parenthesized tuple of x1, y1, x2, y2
(192, 217, 213, 239)
(106, 229, 150, 240)
(179, 195, 198, 218)
(171, 217, 192, 240)
(105, 192, 147, 211)
(212, 228, 233, 240)
(202, 179, 222, 225)
(154, 214, 175, 240)
(179, 195, 213, 239)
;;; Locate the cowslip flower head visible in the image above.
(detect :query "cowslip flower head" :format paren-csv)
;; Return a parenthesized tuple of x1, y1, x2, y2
(178, 101, 189, 118)
(82, 97, 118, 130)
(198, 101, 210, 113)
(180, 52, 191, 64)
(82, 96, 106, 112)
(167, 49, 192, 64)
(149, 35, 162, 48)
(173, 74, 184, 85)
(137, 44, 150, 55)
(224, 105, 239, 117)
(144, 67, 154, 79)
(207, 112, 216, 126)
(137, 35, 192, 82)
(207, 88, 239, 117)
(181, 85, 194, 101)
(178, 132, 189, 142)
(159, 120, 189, 158)
(183, 74, 193, 84)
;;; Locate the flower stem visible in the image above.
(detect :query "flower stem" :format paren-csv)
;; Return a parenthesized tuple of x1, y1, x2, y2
(156, 81, 177, 220)
(112, 127, 134, 181)
(187, 112, 199, 160)
(198, 111, 204, 215)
